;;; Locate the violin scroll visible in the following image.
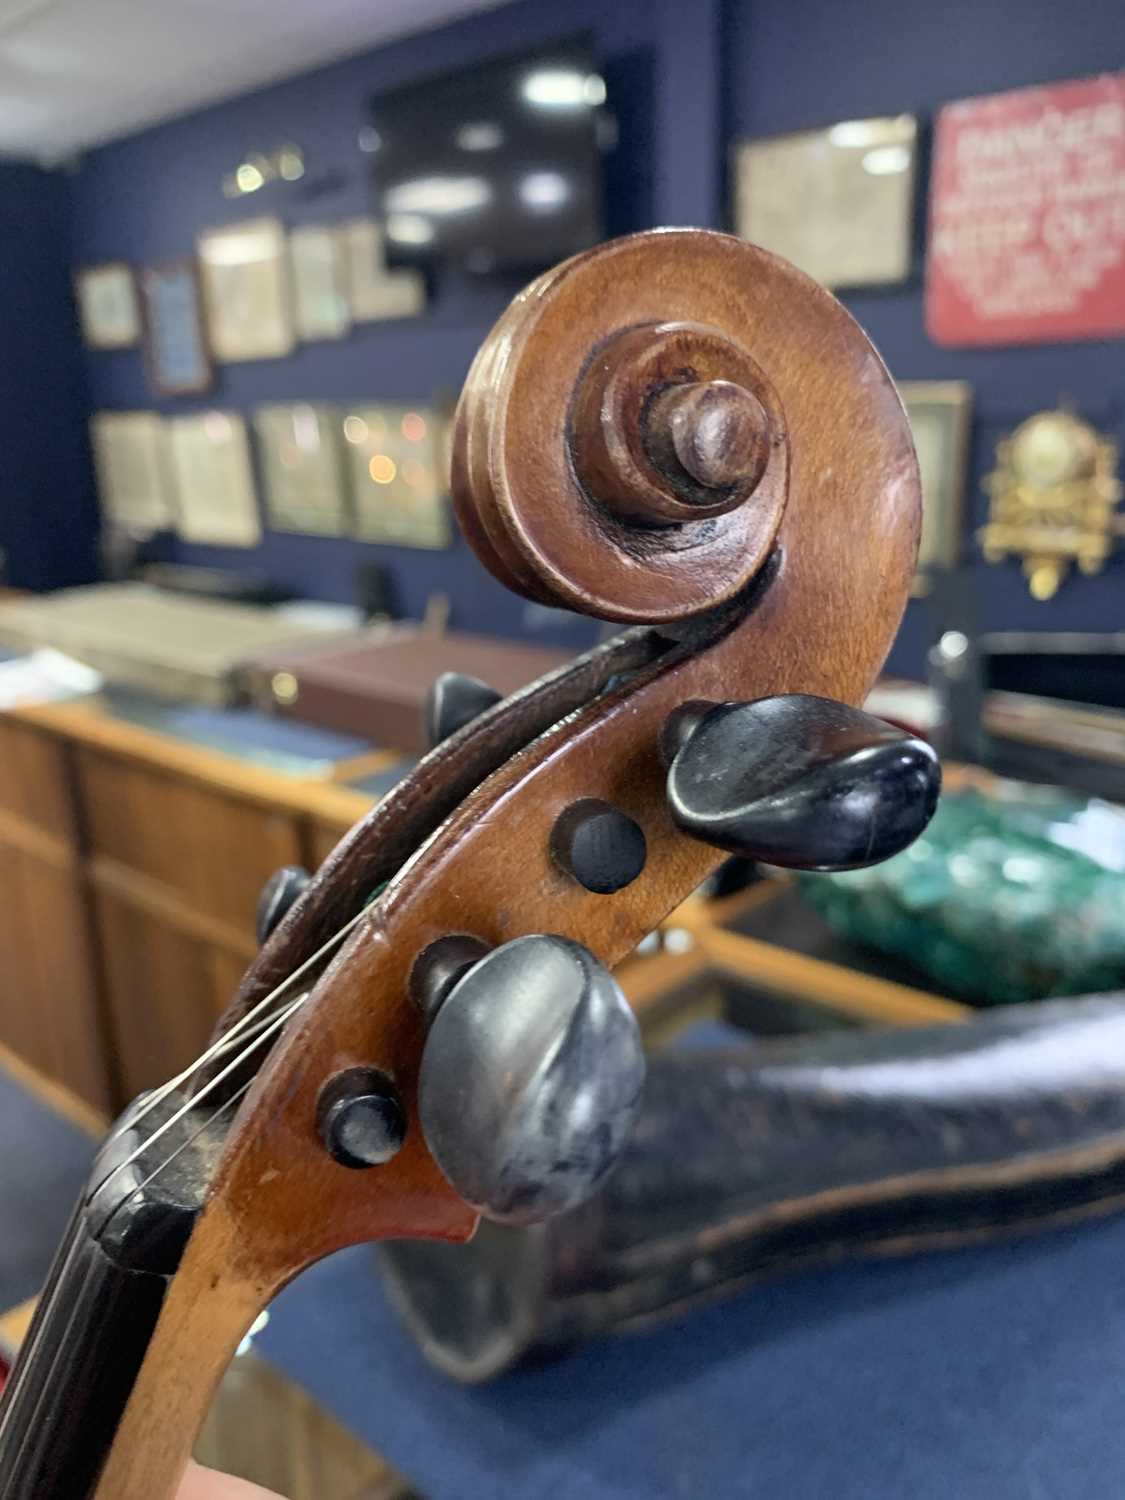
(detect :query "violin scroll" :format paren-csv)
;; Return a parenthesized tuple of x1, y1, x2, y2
(451, 233, 797, 624)
(61, 229, 926, 1500)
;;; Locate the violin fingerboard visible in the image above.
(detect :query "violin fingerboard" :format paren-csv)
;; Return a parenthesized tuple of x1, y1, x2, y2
(0, 1204, 167, 1499)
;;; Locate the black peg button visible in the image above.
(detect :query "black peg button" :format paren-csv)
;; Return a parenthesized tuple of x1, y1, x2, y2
(411, 934, 491, 1024)
(425, 672, 501, 749)
(418, 934, 645, 1224)
(256, 865, 311, 944)
(318, 1068, 406, 1169)
(550, 799, 647, 894)
(666, 694, 940, 871)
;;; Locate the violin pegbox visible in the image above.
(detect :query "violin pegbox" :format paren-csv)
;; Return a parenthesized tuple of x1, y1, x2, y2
(82, 229, 931, 1500)
(452, 236, 792, 624)
(220, 228, 929, 1258)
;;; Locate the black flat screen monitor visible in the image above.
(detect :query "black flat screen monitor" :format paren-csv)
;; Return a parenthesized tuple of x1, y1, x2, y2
(370, 35, 604, 273)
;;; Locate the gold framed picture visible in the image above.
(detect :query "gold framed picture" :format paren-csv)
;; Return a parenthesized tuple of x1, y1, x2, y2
(166, 411, 262, 547)
(733, 116, 917, 289)
(89, 411, 175, 532)
(339, 218, 426, 323)
(342, 403, 450, 549)
(75, 262, 141, 349)
(289, 226, 351, 342)
(254, 403, 349, 536)
(898, 380, 973, 593)
(197, 217, 294, 362)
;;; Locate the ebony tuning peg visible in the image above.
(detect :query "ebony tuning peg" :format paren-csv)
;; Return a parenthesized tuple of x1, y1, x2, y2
(664, 694, 940, 872)
(425, 672, 501, 749)
(255, 865, 311, 944)
(415, 934, 645, 1225)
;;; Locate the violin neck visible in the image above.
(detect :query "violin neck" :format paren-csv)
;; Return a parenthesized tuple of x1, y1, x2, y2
(0, 1093, 217, 1498)
(0, 1201, 170, 1497)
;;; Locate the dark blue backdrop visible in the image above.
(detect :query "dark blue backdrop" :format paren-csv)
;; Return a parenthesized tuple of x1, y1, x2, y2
(0, 162, 98, 591)
(4, 0, 1123, 670)
(724, 0, 1125, 673)
(62, 0, 721, 646)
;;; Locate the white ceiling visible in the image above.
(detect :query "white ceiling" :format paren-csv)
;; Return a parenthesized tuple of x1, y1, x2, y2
(0, 0, 504, 165)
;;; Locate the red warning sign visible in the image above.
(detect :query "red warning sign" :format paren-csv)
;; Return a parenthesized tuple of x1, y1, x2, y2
(926, 73, 1125, 347)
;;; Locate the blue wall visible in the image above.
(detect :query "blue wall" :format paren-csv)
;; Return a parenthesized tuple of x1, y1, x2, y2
(68, 0, 722, 645)
(12, 0, 1125, 667)
(0, 161, 97, 591)
(725, 0, 1125, 674)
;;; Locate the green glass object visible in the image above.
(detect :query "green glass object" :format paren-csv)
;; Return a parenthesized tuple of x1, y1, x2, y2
(797, 785, 1125, 1005)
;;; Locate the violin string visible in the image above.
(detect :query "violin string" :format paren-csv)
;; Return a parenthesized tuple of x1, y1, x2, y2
(102, 904, 371, 1149)
(109, 990, 306, 1133)
(92, 988, 313, 1203)
(92, 1075, 256, 1238)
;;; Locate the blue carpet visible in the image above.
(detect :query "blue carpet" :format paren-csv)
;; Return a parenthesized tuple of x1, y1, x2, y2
(0, 1071, 94, 1308)
(5, 1055, 1125, 1499)
(259, 1214, 1125, 1500)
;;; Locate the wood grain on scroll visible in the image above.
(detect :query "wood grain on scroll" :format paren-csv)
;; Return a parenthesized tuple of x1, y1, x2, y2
(95, 230, 920, 1500)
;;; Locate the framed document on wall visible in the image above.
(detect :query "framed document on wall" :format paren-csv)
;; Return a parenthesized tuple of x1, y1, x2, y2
(140, 260, 213, 395)
(898, 381, 973, 593)
(733, 116, 917, 289)
(90, 411, 175, 532)
(75, 262, 141, 349)
(343, 403, 450, 548)
(340, 218, 426, 322)
(197, 217, 294, 362)
(289, 226, 351, 341)
(254, 403, 348, 535)
(166, 411, 261, 547)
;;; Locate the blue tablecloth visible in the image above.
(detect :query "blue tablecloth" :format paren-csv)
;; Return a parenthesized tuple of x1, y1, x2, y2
(260, 1215, 1125, 1500)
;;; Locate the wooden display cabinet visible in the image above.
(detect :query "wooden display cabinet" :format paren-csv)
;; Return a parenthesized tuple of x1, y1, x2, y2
(0, 686, 973, 1117)
(0, 697, 379, 1113)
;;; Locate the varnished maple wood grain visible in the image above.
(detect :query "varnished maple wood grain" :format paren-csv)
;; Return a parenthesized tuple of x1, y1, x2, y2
(452, 231, 915, 625)
(67, 231, 922, 1498)
(215, 627, 668, 1049)
(568, 319, 784, 535)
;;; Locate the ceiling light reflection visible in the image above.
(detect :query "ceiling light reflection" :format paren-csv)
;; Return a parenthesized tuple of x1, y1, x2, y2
(385, 176, 491, 216)
(278, 145, 304, 181)
(519, 170, 570, 210)
(385, 213, 435, 245)
(521, 69, 604, 109)
(235, 163, 264, 194)
(456, 121, 504, 152)
(292, 404, 320, 453)
(862, 145, 911, 175)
